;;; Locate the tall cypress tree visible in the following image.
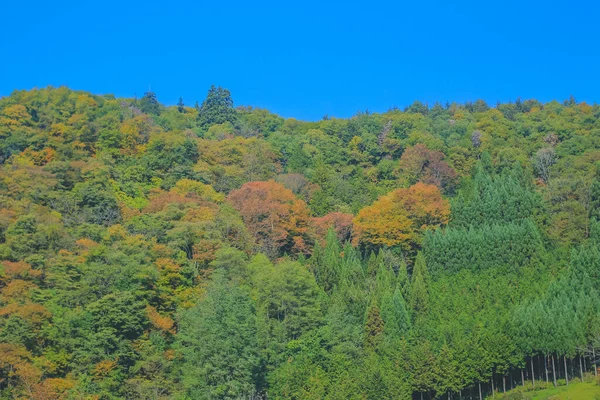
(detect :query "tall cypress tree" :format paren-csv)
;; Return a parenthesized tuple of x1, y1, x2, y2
(396, 259, 410, 299)
(314, 228, 342, 293)
(409, 252, 430, 317)
(364, 303, 385, 349)
(381, 288, 411, 338)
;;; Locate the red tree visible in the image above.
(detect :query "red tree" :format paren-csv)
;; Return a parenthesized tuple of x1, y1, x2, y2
(310, 212, 353, 245)
(228, 181, 312, 257)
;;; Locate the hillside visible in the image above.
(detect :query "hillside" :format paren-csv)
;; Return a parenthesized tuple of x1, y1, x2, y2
(1, 86, 600, 399)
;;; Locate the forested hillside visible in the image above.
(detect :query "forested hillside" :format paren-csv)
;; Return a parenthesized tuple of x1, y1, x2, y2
(2, 86, 600, 399)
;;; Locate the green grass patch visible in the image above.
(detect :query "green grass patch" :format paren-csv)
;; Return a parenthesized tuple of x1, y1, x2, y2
(497, 378, 600, 400)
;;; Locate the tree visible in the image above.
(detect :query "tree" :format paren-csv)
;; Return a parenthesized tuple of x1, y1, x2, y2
(380, 288, 411, 338)
(251, 259, 323, 341)
(533, 147, 556, 184)
(409, 252, 429, 317)
(395, 144, 457, 192)
(310, 212, 353, 245)
(139, 92, 161, 115)
(435, 343, 462, 397)
(86, 292, 148, 341)
(176, 271, 261, 399)
(310, 228, 343, 293)
(177, 96, 185, 113)
(228, 181, 312, 257)
(450, 164, 541, 228)
(353, 182, 450, 254)
(471, 130, 482, 149)
(197, 85, 237, 129)
(364, 304, 385, 349)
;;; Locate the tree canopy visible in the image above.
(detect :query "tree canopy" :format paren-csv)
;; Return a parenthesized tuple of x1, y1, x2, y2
(1, 86, 600, 399)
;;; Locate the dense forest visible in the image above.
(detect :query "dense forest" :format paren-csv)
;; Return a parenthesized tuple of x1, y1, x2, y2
(1, 86, 600, 399)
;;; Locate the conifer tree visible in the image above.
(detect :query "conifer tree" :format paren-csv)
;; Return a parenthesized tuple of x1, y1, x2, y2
(409, 252, 430, 317)
(197, 85, 236, 129)
(313, 228, 342, 293)
(380, 288, 411, 338)
(396, 259, 410, 299)
(139, 91, 161, 115)
(364, 303, 385, 349)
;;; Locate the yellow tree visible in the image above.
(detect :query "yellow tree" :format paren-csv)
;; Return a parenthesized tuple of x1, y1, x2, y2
(353, 182, 449, 254)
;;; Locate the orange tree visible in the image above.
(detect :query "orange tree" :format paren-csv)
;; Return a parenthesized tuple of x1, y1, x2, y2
(352, 182, 450, 255)
(227, 180, 312, 257)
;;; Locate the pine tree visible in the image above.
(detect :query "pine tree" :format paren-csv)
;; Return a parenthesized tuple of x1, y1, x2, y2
(177, 96, 185, 113)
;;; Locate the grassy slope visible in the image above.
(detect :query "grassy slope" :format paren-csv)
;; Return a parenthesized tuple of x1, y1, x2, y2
(498, 380, 600, 399)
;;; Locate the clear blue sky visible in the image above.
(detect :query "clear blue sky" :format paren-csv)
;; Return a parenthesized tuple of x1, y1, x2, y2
(1, 0, 598, 120)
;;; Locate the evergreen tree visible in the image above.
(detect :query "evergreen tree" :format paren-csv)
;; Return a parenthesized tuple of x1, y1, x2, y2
(139, 91, 161, 115)
(380, 288, 411, 338)
(364, 304, 385, 349)
(312, 229, 342, 293)
(177, 96, 185, 113)
(176, 271, 261, 399)
(409, 252, 429, 317)
(197, 85, 237, 129)
(396, 259, 410, 299)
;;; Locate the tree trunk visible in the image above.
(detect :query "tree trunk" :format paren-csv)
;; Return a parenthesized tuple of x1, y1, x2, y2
(564, 356, 569, 386)
(420, 392, 423, 400)
(521, 369, 525, 387)
(531, 357, 536, 387)
(491, 376, 495, 398)
(479, 382, 482, 400)
(459, 389, 461, 400)
(580, 354, 584, 381)
(503, 376, 506, 393)
(545, 354, 549, 382)
(594, 348, 598, 376)
(552, 354, 557, 387)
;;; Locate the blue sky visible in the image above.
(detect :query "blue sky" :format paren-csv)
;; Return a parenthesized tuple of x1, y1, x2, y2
(1, 0, 598, 120)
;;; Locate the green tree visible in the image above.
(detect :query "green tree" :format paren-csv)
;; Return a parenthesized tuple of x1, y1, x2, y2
(364, 304, 384, 349)
(409, 252, 430, 318)
(381, 288, 411, 338)
(139, 91, 161, 115)
(197, 85, 237, 129)
(176, 271, 261, 399)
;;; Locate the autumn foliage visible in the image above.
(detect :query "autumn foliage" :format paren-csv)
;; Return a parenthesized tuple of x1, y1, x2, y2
(228, 181, 312, 256)
(310, 212, 354, 245)
(353, 182, 450, 253)
(395, 144, 457, 191)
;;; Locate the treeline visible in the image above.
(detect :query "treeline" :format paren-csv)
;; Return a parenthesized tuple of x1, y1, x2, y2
(1, 86, 600, 399)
